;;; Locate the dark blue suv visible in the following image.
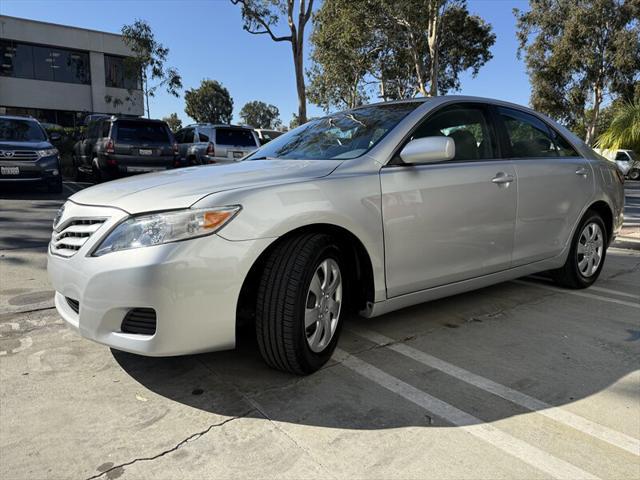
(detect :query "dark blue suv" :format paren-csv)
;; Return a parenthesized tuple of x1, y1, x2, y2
(0, 115, 63, 193)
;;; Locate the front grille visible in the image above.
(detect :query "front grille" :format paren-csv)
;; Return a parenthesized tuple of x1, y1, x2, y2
(66, 297, 80, 314)
(0, 150, 38, 161)
(121, 308, 157, 335)
(51, 218, 106, 257)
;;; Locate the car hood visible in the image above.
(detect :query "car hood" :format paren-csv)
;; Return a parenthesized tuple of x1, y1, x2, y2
(0, 141, 52, 150)
(70, 159, 342, 214)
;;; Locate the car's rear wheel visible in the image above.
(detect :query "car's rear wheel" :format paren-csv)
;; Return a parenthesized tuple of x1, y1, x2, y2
(255, 233, 345, 375)
(552, 211, 607, 289)
(628, 169, 640, 181)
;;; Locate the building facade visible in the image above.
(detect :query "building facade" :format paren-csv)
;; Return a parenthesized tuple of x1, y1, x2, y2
(0, 15, 144, 127)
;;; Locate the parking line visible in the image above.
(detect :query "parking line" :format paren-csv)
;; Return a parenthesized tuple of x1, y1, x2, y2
(348, 327, 640, 456)
(334, 348, 601, 480)
(589, 285, 640, 300)
(513, 280, 640, 309)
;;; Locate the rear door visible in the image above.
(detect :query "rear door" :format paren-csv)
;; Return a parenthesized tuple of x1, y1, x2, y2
(214, 128, 259, 160)
(494, 106, 594, 265)
(113, 120, 174, 171)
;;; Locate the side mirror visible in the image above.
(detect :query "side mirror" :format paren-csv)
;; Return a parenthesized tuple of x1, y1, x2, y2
(49, 132, 62, 142)
(400, 136, 455, 165)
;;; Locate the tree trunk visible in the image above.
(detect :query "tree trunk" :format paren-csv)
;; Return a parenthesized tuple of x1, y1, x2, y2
(144, 75, 150, 119)
(292, 41, 307, 124)
(585, 84, 602, 146)
(427, 2, 439, 97)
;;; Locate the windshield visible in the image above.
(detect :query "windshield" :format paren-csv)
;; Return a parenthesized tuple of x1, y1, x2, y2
(246, 102, 421, 160)
(0, 119, 47, 142)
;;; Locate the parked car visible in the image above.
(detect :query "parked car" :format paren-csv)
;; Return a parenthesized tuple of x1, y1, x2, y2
(614, 150, 639, 180)
(48, 97, 624, 374)
(594, 148, 640, 180)
(72, 116, 179, 182)
(174, 124, 259, 165)
(0, 115, 63, 193)
(255, 128, 284, 145)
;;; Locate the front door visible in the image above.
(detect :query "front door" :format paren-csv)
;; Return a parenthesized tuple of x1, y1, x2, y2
(381, 103, 517, 298)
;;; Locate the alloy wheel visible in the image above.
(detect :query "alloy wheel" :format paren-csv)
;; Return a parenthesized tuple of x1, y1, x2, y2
(304, 258, 342, 353)
(577, 222, 604, 278)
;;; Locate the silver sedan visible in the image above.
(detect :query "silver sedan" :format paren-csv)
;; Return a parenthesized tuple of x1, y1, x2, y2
(47, 96, 625, 374)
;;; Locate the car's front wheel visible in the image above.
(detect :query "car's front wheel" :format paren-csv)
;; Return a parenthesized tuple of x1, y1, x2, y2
(628, 168, 640, 181)
(552, 211, 607, 289)
(255, 233, 345, 375)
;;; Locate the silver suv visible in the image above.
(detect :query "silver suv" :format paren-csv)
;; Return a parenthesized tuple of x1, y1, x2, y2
(174, 124, 259, 165)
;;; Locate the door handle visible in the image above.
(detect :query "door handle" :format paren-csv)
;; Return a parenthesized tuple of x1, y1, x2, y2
(575, 167, 588, 177)
(492, 172, 514, 185)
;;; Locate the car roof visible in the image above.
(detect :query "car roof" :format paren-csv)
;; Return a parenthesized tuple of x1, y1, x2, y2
(185, 123, 253, 130)
(0, 115, 40, 123)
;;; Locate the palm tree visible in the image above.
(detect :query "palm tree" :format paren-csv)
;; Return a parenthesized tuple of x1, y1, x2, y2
(596, 101, 640, 153)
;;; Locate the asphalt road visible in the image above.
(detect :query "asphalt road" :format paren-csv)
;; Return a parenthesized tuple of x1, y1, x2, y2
(1, 180, 639, 479)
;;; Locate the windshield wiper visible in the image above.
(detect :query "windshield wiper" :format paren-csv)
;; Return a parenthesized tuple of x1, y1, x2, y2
(249, 156, 279, 161)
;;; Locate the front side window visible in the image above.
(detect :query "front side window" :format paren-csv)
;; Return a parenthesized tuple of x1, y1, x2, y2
(0, 119, 47, 142)
(247, 102, 421, 160)
(498, 107, 578, 158)
(410, 104, 495, 160)
(182, 128, 195, 144)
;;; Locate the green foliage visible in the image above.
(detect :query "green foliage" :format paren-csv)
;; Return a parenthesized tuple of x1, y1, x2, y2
(162, 113, 183, 132)
(239, 101, 281, 128)
(184, 80, 234, 124)
(307, 0, 495, 111)
(289, 113, 300, 129)
(515, 0, 640, 144)
(109, 19, 182, 118)
(597, 101, 640, 153)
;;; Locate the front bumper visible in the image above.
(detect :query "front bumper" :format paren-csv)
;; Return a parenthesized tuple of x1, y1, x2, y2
(47, 201, 273, 356)
(0, 155, 60, 183)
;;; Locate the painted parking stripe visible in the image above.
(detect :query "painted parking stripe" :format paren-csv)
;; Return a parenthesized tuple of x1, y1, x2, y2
(513, 280, 640, 309)
(348, 327, 640, 456)
(334, 348, 600, 480)
(589, 285, 640, 300)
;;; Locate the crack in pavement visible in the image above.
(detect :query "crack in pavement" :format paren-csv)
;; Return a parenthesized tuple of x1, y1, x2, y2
(195, 358, 339, 480)
(0, 305, 55, 317)
(84, 409, 256, 480)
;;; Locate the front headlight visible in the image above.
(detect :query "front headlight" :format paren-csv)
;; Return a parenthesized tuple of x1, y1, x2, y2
(37, 148, 58, 158)
(92, 206, 241, 256)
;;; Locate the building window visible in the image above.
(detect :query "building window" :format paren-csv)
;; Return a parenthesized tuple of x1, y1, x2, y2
(104, 55, 141, 90)
(0, 106, 86, 128)
(0, 39, 90, 85)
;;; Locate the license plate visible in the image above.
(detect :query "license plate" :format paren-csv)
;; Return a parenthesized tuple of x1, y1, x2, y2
(233, 151, 244, 158)
(139, 149, 153, 156)
(1, 166, 19, 175)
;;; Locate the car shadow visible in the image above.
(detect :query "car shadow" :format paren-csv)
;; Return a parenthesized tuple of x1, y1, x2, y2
(111, 275, 640, 430)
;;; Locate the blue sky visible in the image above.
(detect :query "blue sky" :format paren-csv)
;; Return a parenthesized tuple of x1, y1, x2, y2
(1, 0, 532, 125)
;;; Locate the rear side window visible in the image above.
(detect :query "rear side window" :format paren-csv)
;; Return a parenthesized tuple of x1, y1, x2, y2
(115, 121, 170, 143)
(216, 128, 257, 147)
(101, 121, 111, 138)
(498, 107, 578, 158)
(199, 128, 212, 142)
(615, 152, 629, 161)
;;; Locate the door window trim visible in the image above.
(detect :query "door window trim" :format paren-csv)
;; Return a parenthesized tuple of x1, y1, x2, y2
(384, 101, 504, 168)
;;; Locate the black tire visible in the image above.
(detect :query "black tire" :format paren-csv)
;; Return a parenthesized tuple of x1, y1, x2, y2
(552, 211, 607, 289)
(628, 169, 640, 181)
(255, 233, 346, 375)
(92, 158, 104, 183)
